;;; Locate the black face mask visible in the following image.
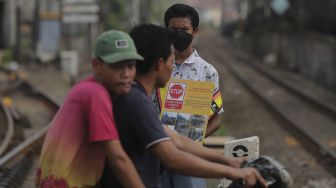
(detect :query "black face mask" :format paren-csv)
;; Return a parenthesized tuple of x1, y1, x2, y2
(173, 31, 193, 51)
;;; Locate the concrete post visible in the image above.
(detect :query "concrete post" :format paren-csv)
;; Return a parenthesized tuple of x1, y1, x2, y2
(130, 0, 140, 25)
(7, 0, 17, 47)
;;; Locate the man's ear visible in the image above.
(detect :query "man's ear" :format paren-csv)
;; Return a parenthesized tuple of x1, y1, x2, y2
(92, 58, 102, 74)
(192, 27, 199, 37)
(155, 58, 165, 72)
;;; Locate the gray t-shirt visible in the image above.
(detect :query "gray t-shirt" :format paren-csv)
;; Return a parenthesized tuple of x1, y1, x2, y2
(100, 82, 170, 188)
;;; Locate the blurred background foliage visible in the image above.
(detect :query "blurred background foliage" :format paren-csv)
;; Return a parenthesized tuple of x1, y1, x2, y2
(0, 48, 13, 66)
(100, 0, 173, 31)
(101, 0, 127, 30)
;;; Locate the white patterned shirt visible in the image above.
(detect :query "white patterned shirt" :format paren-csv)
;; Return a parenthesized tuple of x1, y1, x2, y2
(172, 49, 220, 93)
(153, 49, 224, 116)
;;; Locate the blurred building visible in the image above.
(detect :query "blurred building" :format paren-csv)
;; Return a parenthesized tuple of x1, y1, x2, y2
(37, 0, 61, 62)
(0, 0, 35, 49)
(0, 0, 17, 49)
(222, 0, 247, 24)
(221, 0, 336, 92)
(179, 0, 223, 29)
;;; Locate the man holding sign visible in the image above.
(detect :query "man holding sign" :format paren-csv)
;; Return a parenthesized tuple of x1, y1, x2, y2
(159, 3, 224, 137)
(155, 4, 224, 188)
(100, 24, 266, 188)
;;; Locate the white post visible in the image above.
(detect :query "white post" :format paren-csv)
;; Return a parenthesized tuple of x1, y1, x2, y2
(7, 0, 17, 47)
(218, 136, 260, 188)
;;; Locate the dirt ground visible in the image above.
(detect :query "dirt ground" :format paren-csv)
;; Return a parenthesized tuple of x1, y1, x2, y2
(18, 33, 336, 188)
(197, 33, 336, 188)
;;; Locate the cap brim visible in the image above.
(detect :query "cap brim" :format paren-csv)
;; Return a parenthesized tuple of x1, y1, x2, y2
(100, 52, 144, 64)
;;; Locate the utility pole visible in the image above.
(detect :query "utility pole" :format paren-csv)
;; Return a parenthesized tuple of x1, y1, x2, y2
(140, 0, 149, 23)
(14, 0, 21, 62)
(32, 0, 40, 60)
(129, 0, 139, 25)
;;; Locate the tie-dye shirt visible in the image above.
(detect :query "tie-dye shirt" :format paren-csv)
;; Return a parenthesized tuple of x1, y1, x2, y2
(36, 76, 119, 188)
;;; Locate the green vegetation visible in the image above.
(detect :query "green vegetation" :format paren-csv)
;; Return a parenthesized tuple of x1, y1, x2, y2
(101, 0, 173, 30)
(101, 0, 128, 30)
(213, 119, 228, 136)
(144, 0, 172, 25)
(0, 48, 13, 66)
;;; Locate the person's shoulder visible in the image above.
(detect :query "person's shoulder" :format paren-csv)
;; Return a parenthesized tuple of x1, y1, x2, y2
(116, 84, 146, 102)
(70, 77, 108, 98)
(196, 56, 218, 74)
(193, 50, 216, 67)
(114, 84, 150, 113)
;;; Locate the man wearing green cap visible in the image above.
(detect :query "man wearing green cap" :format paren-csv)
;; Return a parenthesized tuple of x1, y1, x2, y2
(100, 24, 267, 188)
(36, 30, 145, 188)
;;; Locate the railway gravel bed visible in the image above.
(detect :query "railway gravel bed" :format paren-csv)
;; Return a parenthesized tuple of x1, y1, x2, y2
(197, 33, 336, 188)
(0, 65, 66, 187)
(2, 33, 336, 187)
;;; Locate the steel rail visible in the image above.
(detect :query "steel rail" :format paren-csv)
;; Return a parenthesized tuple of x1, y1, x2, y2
(207, 39, 336, 175)
(0, 100, 15, 156)
(227, 43, 336, 119)
(0, 80, 59, 188)
(0, 88, 58, 167)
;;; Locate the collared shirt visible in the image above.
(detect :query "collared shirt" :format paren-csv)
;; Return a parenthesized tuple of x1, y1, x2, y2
(153, 49, 223, 117)
(173, 49, 220, 92)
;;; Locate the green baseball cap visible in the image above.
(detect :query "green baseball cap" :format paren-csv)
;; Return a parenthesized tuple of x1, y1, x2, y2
(94, 30, 143, 63)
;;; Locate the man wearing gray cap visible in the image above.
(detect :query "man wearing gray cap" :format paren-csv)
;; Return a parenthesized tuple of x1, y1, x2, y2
(36, 30, 145, 188)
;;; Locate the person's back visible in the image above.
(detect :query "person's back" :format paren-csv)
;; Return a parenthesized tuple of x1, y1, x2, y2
(99, 24, 175, 188)
(100, 82, 169, 187)
(37, 77, 118, 187)
(36, 30, 146, 188)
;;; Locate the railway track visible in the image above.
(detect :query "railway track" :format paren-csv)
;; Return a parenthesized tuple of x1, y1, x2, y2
(197, 33, 336, 179)
(0, 34, 335, 187)
(225, 43, 336, 121)
(0, 68, 59, 188)
(222, 44, 336, 173)
(0, 97, 14, 157)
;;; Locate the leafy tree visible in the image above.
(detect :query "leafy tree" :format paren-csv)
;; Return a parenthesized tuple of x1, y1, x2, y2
(100, 0, 174, 29)
(100, 0, 127, 30)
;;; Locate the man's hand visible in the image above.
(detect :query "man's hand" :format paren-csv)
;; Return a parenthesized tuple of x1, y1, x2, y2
(225, 157, 245, 168)
(234, 168, 268, 188)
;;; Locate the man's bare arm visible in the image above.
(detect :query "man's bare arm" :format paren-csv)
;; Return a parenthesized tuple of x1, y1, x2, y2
(102, 140, 145, 188)
(164, 126, 243, 168)
(205, 113, 221, 137)
(151, 140, 267, 187)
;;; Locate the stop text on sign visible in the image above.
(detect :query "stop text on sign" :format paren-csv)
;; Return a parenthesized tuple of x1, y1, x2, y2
(166, 82, 187, 102)
(169, 84, 184, 99)
(165, 82, 187, 110)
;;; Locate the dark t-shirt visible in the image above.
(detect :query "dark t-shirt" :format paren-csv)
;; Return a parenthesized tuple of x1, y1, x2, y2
(100, 82, 170, 188)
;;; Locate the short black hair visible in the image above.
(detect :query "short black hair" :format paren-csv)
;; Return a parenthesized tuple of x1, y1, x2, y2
(164, 4, 199, 29)
(130, 24, 175, 75)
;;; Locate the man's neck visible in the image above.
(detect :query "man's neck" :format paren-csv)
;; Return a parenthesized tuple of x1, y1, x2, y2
(93, 74, 104, 87)
(175, 46, 193, 64)
(135, 75, 156, 96)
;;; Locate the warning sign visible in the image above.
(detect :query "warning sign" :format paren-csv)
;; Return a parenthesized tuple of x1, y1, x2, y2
(167, 83, 186, 100)
(165, 82, 187, 110)
(158, 79, 214, 143)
